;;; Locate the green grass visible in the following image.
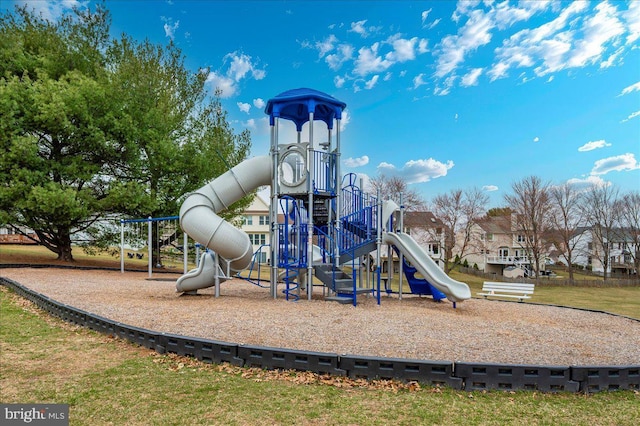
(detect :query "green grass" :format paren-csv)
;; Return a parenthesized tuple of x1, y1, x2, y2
(1, 287, 638, 425)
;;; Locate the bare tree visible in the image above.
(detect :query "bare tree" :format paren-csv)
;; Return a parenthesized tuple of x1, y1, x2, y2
(433, 187, 489, 272)
(615, 190, 640, 278)
(548, 183, 585, 282)
(581, 184, 620, 280)
(368, 174, 426, 211)
(504, 176, 552, 282)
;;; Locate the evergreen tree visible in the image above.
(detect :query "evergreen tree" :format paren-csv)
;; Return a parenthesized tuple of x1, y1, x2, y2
(0, 5, 251, 261)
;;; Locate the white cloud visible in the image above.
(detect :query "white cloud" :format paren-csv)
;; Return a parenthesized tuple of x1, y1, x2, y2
(20, 0, 87, 21)
(376, 158, 454, 184)
(237, 102, 251, 114)
(417, 38, 429, 54)
(205, 72, 236, 98)
(349, 20, 368, 37)
(533, 136, 540, 142)
(206, 52, 266, 98)
(482, 185, 499, 192)
(385, 36, 427, 63)
(413, 73, 427, 89)
(624, 0, 640, 44)
(567, 1, 625, 69)
(566, 175, 610, 190)
(488, 1, 635, 82)
(348, 20, 380, 38)
(591, 153, 640, 175)
(354, 43, 393, 76)
(339, 109, 350, 132)
(316, 34, 338, 58)
(334, 75, 346, 88)
(253, 98, 265, 109)
(243, 118, 256, 129)
(621, 110, 640, 123)
(619, 81, 640, 96)
(578, 139, 611, 152)
(364, 75, 379, 90)
(421, 9, 432, 25)
(227, 52, 266, 81)
(434, 75, 456, 96)
(600, 46, 624, 68)
(460, 68, 483, 87)
(435, 9, 495, 78)
(325, 44, 354, 70)
(344, 155, 369, 168)
(428, 18, 441, 30)
(161, 17, 179, 40)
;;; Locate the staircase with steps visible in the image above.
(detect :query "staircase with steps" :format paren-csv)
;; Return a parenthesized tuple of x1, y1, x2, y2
(314, 263, 373, 304)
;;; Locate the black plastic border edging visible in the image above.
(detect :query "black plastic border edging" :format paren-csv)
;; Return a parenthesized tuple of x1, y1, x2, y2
(2, 276, 639, 393)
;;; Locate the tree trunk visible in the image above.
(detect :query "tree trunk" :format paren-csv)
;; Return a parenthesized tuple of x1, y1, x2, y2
(55, 229, 74, 262)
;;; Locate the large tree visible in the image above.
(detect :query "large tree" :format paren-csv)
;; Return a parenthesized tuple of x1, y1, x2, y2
(504, 175, 552, 281)
(105, 36, 251, 220)
(367, 174, 426, 211)
(581, 185, 620, 280)
(548, 182, 585, 282)
(616, 191, 640, 277)
(433, 187, 488, 272)
(0, 5, 251, 262)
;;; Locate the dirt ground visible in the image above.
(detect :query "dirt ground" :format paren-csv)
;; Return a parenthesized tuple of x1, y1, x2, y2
(2, 266, 639, 366)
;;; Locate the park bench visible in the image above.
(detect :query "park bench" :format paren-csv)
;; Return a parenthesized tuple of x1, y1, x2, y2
(477, 282, 535, 302)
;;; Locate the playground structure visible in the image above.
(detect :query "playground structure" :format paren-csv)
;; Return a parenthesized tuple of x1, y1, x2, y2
(176, 88, 471, 306)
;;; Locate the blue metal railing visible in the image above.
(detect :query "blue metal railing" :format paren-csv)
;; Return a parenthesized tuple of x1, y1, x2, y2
(312, 150, 337, 195)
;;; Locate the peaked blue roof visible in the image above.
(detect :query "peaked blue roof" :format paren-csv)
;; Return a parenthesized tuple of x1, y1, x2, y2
(265, 88, 346, 131)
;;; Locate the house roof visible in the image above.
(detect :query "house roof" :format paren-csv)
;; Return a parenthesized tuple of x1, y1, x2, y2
(403, 211, 444, 229)
(474, 215, 512, 234)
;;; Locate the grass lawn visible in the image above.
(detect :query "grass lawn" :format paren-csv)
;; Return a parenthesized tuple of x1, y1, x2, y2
(1, 244, 639, 425)
(1, 287, 638, 426)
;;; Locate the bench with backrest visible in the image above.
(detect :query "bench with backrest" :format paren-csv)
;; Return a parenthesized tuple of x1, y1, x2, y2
(477, 282, 535, 302)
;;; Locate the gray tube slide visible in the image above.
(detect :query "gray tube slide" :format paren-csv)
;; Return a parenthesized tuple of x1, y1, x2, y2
(177, 155, 272, 292)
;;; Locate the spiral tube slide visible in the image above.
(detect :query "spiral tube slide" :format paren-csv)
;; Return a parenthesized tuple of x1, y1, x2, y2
(177, 155, 272, 292)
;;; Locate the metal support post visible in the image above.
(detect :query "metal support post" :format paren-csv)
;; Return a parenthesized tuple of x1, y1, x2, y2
(307, 112, 314, 301)
(120, 219, 125, 273)
(183, 231, 188, 274)
(399, 193, 404, 300)
(148, 217, 152, 278)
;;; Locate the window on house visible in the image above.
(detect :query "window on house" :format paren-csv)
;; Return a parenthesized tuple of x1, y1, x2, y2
(587, 242, 593, 250)
(517, 234, 526, 243)
(242, 215, 253, 225)
(487, 233, 494, 241)
(248, 234, 266, 245)
(259, 215, 268, 225)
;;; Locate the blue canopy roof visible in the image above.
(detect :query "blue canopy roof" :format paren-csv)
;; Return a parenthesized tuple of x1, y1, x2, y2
(265, 88, 346, 131)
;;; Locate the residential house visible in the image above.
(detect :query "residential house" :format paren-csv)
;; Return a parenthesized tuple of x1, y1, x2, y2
(460, 213, 541, 277)
(0, 225, 38, 244)
(570, 227, 638, 276)
(240, 193, 272, 264)
(402, 211, 446, 267)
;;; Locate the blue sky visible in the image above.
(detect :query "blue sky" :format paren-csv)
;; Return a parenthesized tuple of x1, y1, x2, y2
(5, 0, 640, 207)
